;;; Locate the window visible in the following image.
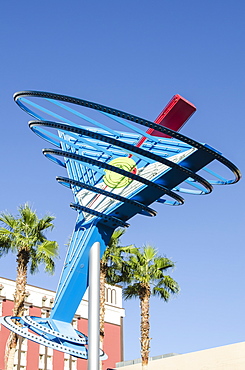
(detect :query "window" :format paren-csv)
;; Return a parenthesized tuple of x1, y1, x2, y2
(106, 287, 117, 305)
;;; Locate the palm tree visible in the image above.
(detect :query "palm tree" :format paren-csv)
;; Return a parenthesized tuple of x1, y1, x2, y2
(122, 245, 179, 369)
(100, 228, 135, 346)
(0, 204, 59, 370)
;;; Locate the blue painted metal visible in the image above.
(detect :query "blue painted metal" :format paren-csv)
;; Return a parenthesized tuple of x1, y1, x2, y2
(29, 121, 213, 195)
(0, 90, 241, 359)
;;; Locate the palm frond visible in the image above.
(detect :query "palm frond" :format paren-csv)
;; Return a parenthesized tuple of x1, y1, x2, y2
(0, 204, 59, 275)
(19, 204, 37, 226)
(0, 234, 12, 256)
(155, 257, 175, 271)
(0, 214, 18, 230)
(152, 287, 170, 301)
(123, 283, 142, 300)
(36, 215, 55, 232)
(37, 241, 59, 258)
(0, 227, 14, 236)
(106, 227, 126, 250)
(143, 245, 157, 262)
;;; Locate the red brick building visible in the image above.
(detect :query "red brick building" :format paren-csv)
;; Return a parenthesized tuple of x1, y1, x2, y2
(0, 277, 125, 370)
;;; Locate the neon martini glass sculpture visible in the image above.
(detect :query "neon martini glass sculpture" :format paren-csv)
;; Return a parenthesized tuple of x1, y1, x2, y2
(0, 91, 241, 360)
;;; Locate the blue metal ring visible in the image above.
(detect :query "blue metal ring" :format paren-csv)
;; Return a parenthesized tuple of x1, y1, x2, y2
(70, 203, 130, 227)
(57, 176, 157, 217)
(43, 148, 185, 206)
(29, 120, 213, 195)
(14, 90, 241, 184)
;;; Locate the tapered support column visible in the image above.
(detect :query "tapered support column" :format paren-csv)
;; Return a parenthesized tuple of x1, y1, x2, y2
(88, 241, 100, 370)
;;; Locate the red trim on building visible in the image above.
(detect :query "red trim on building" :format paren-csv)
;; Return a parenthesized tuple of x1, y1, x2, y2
(0, 300, 14, 370)
(103, 322, 122, 370)
(53, 347, 65, 369)
(77, 318, 88, 370)
(0, 283, 124, 370)
(26, 306, 41, 370)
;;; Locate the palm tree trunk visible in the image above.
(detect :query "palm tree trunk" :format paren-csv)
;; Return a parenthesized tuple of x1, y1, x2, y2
(100, 262, 106, 344)
(13, 249, 29, 317)
(140, 285, 151, 369)
(5, 333, 18, 370)
(100, 262, 107, 370)
(5, 248, 29, 370)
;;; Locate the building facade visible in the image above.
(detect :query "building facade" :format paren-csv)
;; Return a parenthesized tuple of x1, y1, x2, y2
(0, 277, 125, 370)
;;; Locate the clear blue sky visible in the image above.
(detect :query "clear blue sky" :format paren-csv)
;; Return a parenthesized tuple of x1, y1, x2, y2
(0, 0, 244, 362)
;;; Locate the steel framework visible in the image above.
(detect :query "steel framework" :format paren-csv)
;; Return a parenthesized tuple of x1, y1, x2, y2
(0, 91, 241, 362)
